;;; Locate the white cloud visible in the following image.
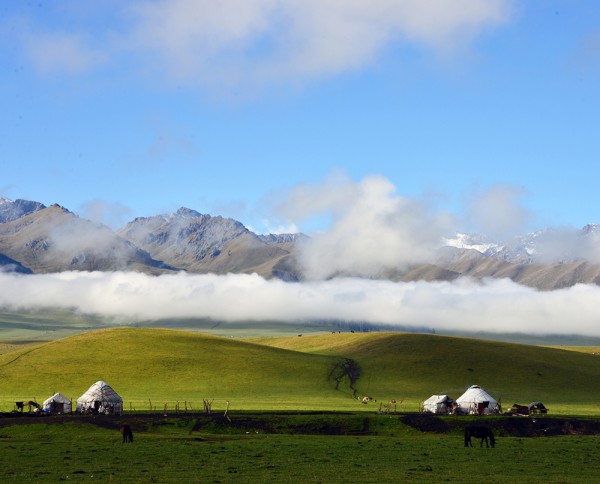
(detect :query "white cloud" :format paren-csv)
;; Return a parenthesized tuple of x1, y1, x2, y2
(22, 30, 108, 75)
(275, 174, 455, 279)
(10, 0, 511, 89)
(78, 200, 133, 229)
(1, 271, 600, 337)
(129, 0, 510, 88)
(533, 226, 600, 264)
(465, 184, 531, 242)
(257, 219, 299, 235)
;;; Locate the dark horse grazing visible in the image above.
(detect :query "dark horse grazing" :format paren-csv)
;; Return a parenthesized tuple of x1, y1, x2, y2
(120, 424, 134, 443)
(464, 426, 495, 448)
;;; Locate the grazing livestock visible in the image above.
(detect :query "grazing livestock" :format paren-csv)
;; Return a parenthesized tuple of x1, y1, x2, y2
(120, 424, 134, 443)
(464, 426, 495, 448)
(506, 401, 548, 416)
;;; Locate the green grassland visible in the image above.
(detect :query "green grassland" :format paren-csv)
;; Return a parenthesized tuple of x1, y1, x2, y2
(0, 328, 344, 412)
(250, 332, 600, 415)
(1, 418, 599, 482)
(1, 328, 599, 415)
(1, 328, 600, 482)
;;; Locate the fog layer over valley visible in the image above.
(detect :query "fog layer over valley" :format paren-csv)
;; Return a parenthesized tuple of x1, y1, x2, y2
(1, 271, 600, 337)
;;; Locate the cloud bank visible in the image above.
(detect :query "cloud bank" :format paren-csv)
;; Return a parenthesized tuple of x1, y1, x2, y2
(1, 271, 600, 337)
(532, 226, 600, 264)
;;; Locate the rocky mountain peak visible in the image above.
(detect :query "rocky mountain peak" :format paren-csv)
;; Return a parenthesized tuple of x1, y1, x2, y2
(175, 207, 202, 218)
(0, 197, 46, 223)
(581, 224, 600, 235)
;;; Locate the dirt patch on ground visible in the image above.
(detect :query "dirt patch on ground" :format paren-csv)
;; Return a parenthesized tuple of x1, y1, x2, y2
(0, 412, 162, 431)
(401, 413, 600, 437)
(401, 414, 451, 433)
(2, 411, 600, 437)
(499, 416, 600, 437)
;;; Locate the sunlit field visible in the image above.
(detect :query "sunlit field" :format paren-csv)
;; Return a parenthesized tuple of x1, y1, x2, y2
(1, 328, 600, 415)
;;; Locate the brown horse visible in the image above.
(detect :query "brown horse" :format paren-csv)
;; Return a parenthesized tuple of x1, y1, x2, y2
(120, 424, 134, 443)
(464, 426, 495, 448)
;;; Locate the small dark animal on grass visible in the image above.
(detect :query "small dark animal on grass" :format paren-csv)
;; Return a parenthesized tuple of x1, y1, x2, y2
(120, 424, 134, 443)
(464, 426, 495, 448)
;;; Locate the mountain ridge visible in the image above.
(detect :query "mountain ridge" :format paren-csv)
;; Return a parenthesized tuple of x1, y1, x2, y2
(117, 207, 298, 278)
(0, 204, 173, 274)
(2, 197, 600, 290)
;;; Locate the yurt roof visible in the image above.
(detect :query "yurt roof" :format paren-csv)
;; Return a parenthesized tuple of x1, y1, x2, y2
(43, 392, 71, 405)
(456, 385, 497, 405)
(423, 395, 449, 405)
(77, 380, 122, 403)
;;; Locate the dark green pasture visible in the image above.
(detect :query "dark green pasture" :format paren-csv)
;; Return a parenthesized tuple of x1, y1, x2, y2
(1, 415, 599, 482)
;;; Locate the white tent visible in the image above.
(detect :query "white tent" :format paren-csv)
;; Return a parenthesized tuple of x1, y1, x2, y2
(422, 395, 453, 414)
(456, 385, 498, 415)
(43, 392, 72, 414)
(76, 381, 123, 414)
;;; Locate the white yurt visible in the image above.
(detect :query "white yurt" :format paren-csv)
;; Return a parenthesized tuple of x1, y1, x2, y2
(422, 395, 453, 414)
(76, 381, 123, 414)
(456, 385, 498, 415)
(42, 392, 72, 414)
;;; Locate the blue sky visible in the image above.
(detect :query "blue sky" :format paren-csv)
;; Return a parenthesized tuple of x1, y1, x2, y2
(1, 0, 600, 235)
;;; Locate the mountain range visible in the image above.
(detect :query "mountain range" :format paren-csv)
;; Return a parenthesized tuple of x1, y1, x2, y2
(1, 196, 600, 290)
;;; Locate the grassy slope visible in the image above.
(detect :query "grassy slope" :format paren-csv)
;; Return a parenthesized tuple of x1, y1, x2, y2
(1, 328, 599, 414)
(250, 332, 600, 414)
(549, 346, 600, 355)
(0, 328, 345, 411)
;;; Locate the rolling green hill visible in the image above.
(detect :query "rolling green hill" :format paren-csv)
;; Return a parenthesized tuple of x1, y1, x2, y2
(0, 328, 346, 412)
(1, 328, 599, 414)
(250, 332, 600, 414)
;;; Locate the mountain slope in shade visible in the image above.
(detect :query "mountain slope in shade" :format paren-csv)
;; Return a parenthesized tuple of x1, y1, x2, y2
(0, 205, 174, 274)
(0, 252, 32, 273)
(118, 207, 300, 279)
(0, 197, 46, 223)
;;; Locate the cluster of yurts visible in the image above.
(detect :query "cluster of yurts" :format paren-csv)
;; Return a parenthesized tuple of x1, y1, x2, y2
(41, 382, 506, 416)
(41, 381, 122, 414)
(422, 385, 501, 415)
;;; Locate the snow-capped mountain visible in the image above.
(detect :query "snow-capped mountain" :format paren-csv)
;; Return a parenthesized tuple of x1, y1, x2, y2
(444, 225, 600, 265)
(444, 233, 502, 255)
